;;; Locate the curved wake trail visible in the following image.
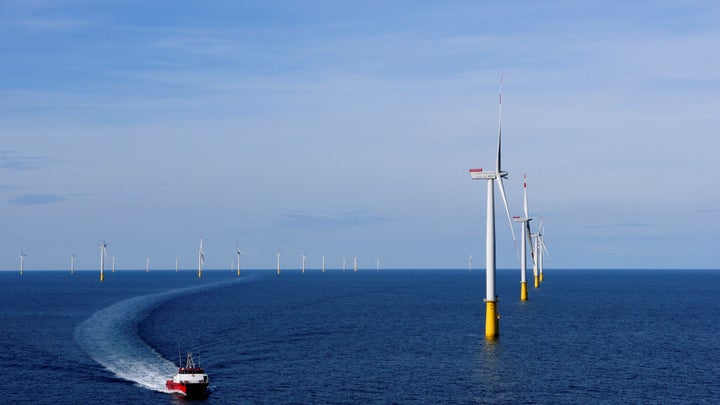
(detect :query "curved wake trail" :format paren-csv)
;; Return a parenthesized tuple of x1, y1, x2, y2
(75, 279, 243, 392)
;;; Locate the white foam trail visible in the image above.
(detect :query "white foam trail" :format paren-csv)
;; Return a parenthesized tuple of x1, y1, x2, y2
(75, 279, 241, 392)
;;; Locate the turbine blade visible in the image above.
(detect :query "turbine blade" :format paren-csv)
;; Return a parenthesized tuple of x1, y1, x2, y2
(497, 176, 517, 253)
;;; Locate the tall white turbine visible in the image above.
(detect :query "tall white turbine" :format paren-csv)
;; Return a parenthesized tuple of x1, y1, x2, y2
(98, 241, 108, 282)
(353, 255, 358, 272)
(376, 257, 380, 271)
(276, 250, 282, 275)
(146, 256, 150, 272)
(112, 256, 116, 273)
(19, 250, 27, 275)
(322, 255, 326, 273)
(513, 174, 533, 301)
(235, 241, 245, 276)
(198, 236, 205, 278)
(468, 254, 473, 271)
(70, 253, 76, 274)
(301, 253, 306, 274)
(537, 217, 549, 283)
(468, 76, 516, 340)
(175, 257, 179, 272)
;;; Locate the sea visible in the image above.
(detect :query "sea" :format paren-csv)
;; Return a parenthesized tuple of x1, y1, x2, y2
(2, 268, 718, 404)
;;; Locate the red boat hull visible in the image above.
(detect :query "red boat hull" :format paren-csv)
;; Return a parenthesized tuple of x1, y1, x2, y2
(166, 380, 209, 398)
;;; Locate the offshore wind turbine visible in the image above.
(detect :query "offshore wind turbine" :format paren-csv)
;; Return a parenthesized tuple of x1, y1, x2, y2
(98, 241, 108, 282)
(513, 174, 533, 301)
(376, 257, 380, 271)
(353, 255, 358, 272)
(322, 255, 326, 272)
(468, 75, 516, 340)
(175, 257, 179, 272)
(342, 257, 346, 272)
(276, 250, 282, 275)
(112, 256, 116, 273)
(468, 254, 473, 271)
(19, 250, 27, 275)
(537, 217, 549, 283)
(70, 253, 76, 274)
(145, 256, 150, 272)
(198, 235, 205, 278)
(301, 253, 306, 274)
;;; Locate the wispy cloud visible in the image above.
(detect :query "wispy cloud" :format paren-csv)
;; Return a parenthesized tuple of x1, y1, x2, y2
(10, 194, 66, 205)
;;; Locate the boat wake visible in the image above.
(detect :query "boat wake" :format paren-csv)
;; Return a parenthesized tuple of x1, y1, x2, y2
(74, 279, 242, 393)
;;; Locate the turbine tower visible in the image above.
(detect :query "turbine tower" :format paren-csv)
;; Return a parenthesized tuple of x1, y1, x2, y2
(70, 253, 76, 274)
(198, 235, 205, 278)
(146, 256, 150, 272)
(276, 250, 282, 275)
(175, 257, 179, 272)
(353, 255, 358, 272)
(322, 255, 326, 272)
(468, 254, 472, 271)
(19, 250, 27, 275)
(376, 257, 380, 271)
(513, 174, 533, 301)
(342, 257, 346, 272)
(301, 253, 306, 274)
(98, 241, 108, 282)
(112, 256, 116, 273)
(468, 75, 516, 340)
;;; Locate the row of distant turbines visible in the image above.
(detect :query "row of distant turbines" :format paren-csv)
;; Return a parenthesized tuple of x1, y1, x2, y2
(468, 75, 550, 340)
(16, 237, 383, 278)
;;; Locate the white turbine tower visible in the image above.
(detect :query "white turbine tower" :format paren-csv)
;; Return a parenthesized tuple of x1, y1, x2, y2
(537, 217, 549, 283)
(468, 75, 516, 340)
(98, 241, 108, 282)
(276, 250, 282, 275)
(353, 255, 358, 272)
(301, 253, 306, 274)
(175, 257, 179, 272)
(198, 235, 205, 278)
(376, 257, 380, 271)
(513, 174, 533, 301)
(342, 257, 346, 272)
(146, 256, 150, 272)
(112, 256, 116, 273)
(468, 254, 473, 271)
(322, 255, 326, 273)
(70, 253, 76, 274)
(19, 250, 27, 275)
(235, 241, 245, 276)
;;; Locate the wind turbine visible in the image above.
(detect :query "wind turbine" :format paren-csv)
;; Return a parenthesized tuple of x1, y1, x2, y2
(70, 253, 76, 274)
(19, 250, 27, 275)
(175, 257, 179, 272)
(376, 257, 380, 271)
(342, 257, 346, 272)
(235, 241, 245, 276)
(353, 255, 358, 272)
(301, 253, 306, 274)
(322, 255, 326, 272)
(513, 174, 533, 301)
(198, 235, 205, 278)
(537, 217, 549, 283)
(146, 256, 150, 272)
(98, 241, 108, 282)
(112, 256, 116, 273)
(468, 254, 473, 271)
(276, 250, 282, 275)
(468, 75, 516, 340)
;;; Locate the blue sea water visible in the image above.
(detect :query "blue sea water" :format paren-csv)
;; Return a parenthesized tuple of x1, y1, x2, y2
(2, 269, 719, 404)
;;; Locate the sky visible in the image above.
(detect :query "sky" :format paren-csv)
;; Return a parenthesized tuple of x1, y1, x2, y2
(1, 0, 718, 271)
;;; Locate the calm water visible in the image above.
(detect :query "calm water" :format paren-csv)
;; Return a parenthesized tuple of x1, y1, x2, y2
(2, 269, 718, 404)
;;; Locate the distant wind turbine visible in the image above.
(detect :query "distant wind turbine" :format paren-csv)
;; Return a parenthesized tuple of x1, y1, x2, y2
(112, 256, 116, 273)
(198, 235, 205, 278)
(353, 255, 358, 272)
(98, 240, 108, 282)
(146, 256, 150, 272)
(301, 253, 306, 274)
(19, 250, 27, 275)
(342, 257, 346, 272)
(376, 257, 380, 271)
(513, 174, 533, 301)
(276, 250, 282, 275)
(468, 254, 472, 271)
(70, 253, 76, 274)
(322, 255, 326, 273)
(175, 257, 179, 272)
(468, 75, 516, 340)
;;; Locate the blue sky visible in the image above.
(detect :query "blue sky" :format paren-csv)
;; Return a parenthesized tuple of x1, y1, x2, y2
(1, 1, 718, 270)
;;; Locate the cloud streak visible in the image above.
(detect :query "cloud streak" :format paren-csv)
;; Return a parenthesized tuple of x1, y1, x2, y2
(10, 194, 66, 205)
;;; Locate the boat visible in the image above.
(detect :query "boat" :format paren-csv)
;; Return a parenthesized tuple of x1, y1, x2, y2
(166, 352, 209, 398)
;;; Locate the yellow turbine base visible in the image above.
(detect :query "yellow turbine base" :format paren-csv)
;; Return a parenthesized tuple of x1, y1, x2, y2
(485, 300, 499, 340)
(198, 270, 202, 278)
(534, 275, 539, 288)
(100, 273, 104, 282)
(540, 273, 544, 282)
(520, 282, 528, 301)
